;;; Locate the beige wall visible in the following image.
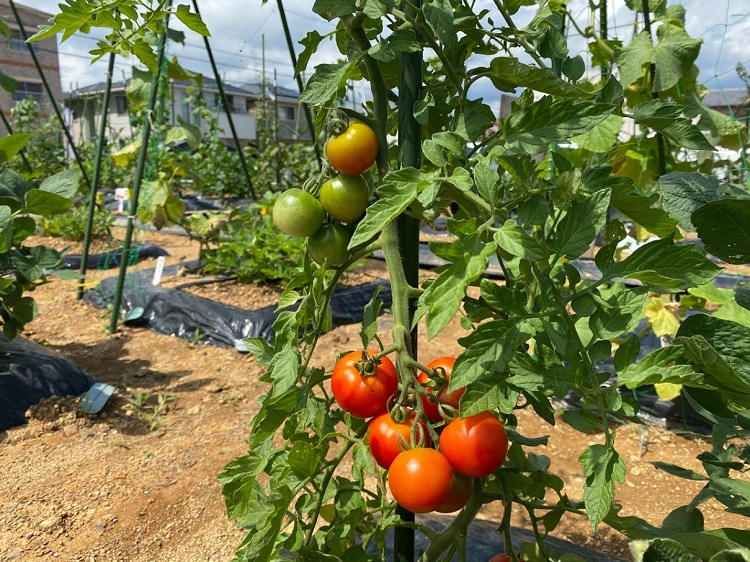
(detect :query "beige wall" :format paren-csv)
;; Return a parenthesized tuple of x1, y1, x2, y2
(0, 1, 62, 135)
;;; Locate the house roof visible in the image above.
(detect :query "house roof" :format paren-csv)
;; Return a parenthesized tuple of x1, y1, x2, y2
(702, 88, 749, 109)
(0, 0, 55, 20)
(67, 75, 299, 100)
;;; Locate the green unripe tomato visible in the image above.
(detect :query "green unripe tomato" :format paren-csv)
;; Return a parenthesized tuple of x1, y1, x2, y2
(319, 174, 370, 223)
(307, 223, 352, 267)
(272, 188, 325, 238)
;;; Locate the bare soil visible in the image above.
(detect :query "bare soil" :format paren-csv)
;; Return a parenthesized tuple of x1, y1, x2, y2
(1, 229, 748, 562)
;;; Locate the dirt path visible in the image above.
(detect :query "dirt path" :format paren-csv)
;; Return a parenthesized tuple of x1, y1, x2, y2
(0, 230, 747, 561)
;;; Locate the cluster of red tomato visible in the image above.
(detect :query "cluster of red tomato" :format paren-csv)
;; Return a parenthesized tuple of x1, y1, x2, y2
(272, 122, 379, 267)
(331, 351, 510, 515)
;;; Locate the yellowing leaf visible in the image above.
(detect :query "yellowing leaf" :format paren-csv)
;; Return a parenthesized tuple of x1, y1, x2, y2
(654, 382, 683, 401)
(645, 297, 680, 337)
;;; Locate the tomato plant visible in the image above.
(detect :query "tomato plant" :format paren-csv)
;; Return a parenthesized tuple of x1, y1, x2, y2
(271, 188, 325, 238)
(319, 174, 371, 222)
(331, 350, 397, 419)
(387, 448, 454, 513)
(325, 121, 378, 176)
(417, 356, 464, 422)
(440, 412, 509, 478)
(307, 222, 352, 267)
(367, 412, 428, 469)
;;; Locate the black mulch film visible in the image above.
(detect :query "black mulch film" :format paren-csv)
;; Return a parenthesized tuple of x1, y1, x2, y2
(82, 263, 392, 350)
(0, 335, 96, 431)
(60, 244, 169, 270)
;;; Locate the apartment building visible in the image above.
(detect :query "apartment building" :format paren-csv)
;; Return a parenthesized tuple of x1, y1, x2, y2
(0, 0, 63, 135)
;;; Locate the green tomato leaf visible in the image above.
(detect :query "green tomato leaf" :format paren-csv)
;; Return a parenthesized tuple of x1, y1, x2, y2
(659, 172, 723, 232)
(494, 220, 545, 260)
(451, 320, 534, 390)
(300, 61, 360, 106)
(553, 189, 611, 260)
(313, 0, 357, 20)
(417, 232, 496, 339)
(611, 183, 677, 238)
(175, 4, 210, 36)
(488, 57, 593, 99)
(693, 199, 750, 264)
(423, 0, 453, 46)
(460, 381, 520, 417)
(605, 238, 721, 292)
(505, 97, 614, 154)
(633, 99, 713, 150)
(569, 114, 623, 153)
(455, 99, 496, 142)
(617, 345, 706, 390)
(676, 314, 750, 396)
(579, 445, 626, 531)
(588, 286, 649, 341)
(349, 168, 422, 249)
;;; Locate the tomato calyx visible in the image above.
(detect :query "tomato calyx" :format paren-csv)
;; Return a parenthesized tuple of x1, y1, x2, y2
(354, 349, 387, 377)
(326, 108, 350, 137)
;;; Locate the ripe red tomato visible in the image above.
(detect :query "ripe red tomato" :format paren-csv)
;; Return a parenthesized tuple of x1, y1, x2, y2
(439, 411, 508, 478)
(489, 555, 523, 562)
(388, 448, 453, 513)
(436, 471, 473, 513)
(417, 357, 464, 422)
(367, 413, 428, 469)
(319, 174, 370, 222)
(325, 122, 378, 176)
(307, 223, 351, 267)
(272, 188, 325, 238)
(331, 350, 397, 419)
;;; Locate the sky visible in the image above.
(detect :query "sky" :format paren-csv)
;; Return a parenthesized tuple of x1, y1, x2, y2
(18, 0, 750, 104)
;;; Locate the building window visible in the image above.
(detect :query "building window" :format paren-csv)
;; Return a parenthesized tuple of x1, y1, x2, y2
(280, 105, 295, 120)
(114, 94, 128, 115)
(11, 82, 43, 104)
(6, 29, 38, 53)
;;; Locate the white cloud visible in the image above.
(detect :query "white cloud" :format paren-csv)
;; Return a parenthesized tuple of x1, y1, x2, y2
(15, 0, 750, 95)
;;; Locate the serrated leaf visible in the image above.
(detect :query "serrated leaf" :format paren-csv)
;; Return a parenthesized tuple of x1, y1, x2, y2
(312, 0, 357, 20)
(589, 286, 648, 341)
(614, 336, 641, 372)
(617, 345, 705, 389)
(455, 99, 496, 141)
(617, 26, 700, 91)
(423, 0, 453, 46)
(349, 168, 421, 249)
(175, 4, 210, 36)
(579, 444, 626, 531)
(693, 199, 750, 264)
(460, 381, 520, 416)
(553, 189, 611, 260)
(605, 238, 721, 292)
(486, 56, 588, 98)
(676, 314, 750, 395)
(569, 114, 623, 153)
(611, 183, 677, 238)
(300, 61, 359, 106)
(494, 220, 545, 260)
(505, 97, 614, 154)
(417, 232, 496, 339)
(563, 409, 601, 433)
(359, 285, 384, 349)
(659, 172, 721, 232)
(452, 320, 533, 389)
